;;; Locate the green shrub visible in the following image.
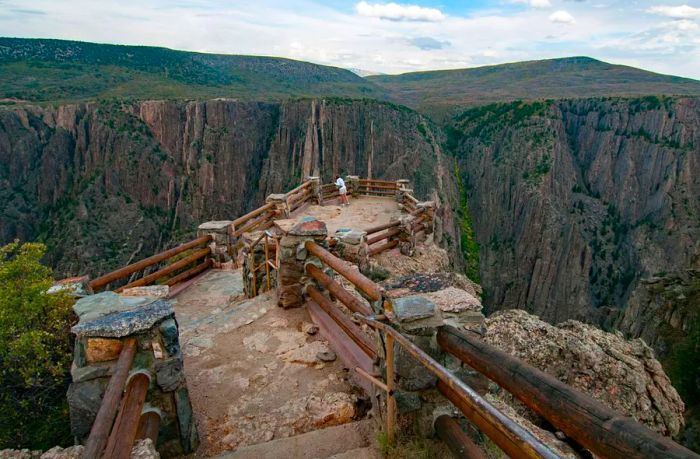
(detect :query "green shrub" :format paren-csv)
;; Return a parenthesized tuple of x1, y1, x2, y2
(0, 241, 75, 449)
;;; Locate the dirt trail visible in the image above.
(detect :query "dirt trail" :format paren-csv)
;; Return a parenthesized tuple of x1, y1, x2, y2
(172, 270, 364, 456)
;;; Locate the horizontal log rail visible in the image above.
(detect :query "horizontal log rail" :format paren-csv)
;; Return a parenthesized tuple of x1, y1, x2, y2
(306, 264, 373, 316)
(103, 372, 150, 459)
(436, 325, 699, 459)
(89, 235, 212, 291)
(84, 338, 138, 458)
(357, 183, 398, 190)
(356, 316, 559, 459)
(365, 220, 401, 236)
(233, 202, 276, 227)
(358, 179, 398, 186)
(286, 180, 312, 196)
(305, 241, 383, 301)
(367, 227, 401, 246)
(435, 414, 487, 459)
(307, 286, 377, 360)
(369, 239, 398, 257)
(115, 247, 210, 293)
(233, 210, 276, 237)
(165, 258, 213, 286)
(404, 194, 419, 204)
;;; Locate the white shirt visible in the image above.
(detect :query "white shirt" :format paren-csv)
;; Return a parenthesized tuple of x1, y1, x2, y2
(335, 177, 345, 189)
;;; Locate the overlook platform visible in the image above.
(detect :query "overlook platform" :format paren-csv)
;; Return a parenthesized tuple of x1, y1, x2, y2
(170, 196, 406, 457)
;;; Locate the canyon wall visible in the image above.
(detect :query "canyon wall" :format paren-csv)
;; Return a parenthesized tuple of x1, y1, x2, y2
(0, 98, 459, 277)
(452, 96, 700, 342)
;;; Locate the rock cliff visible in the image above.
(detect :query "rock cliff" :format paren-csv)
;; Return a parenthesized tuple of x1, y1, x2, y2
(452, 97, 700, 327)
(0, 99, 458, 277)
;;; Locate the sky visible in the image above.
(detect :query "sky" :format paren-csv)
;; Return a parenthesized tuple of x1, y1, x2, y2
(1, 1, 700, 79)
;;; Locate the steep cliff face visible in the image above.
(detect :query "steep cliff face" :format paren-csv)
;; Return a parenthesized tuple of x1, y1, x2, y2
(452, 97, 700, 325)
(0, 99, 458, 277)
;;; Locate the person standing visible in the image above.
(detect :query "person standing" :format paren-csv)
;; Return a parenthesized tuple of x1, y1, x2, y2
(335, 175, 349, 206)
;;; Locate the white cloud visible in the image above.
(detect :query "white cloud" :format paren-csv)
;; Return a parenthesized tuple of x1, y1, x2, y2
(355, 1, 445, 22)
(514, 0, 552, 8)
(549, 10, 575, 24)
(647, 5, 700, 18)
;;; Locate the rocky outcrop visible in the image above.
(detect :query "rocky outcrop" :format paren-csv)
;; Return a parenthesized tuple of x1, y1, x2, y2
(454, 97, 700, 325)
(0, 99, 459, 277)
(484, 309, 685, 437)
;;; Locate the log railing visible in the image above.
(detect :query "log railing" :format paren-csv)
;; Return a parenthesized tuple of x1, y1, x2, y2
(356, 316, 560, 459)
(245, 230, 279, 298)
(83, 339, 160, 458)
(232, 202, 277, 238)
(89, 236, 213, 292)
(358, 179, 399, 197)
(436, 326, 700, 459)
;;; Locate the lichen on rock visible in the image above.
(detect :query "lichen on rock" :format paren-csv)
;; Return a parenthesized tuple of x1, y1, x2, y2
(484, 309, 685, 437)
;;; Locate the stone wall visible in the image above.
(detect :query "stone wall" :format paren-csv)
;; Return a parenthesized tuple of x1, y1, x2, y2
(68, 292, 197, 457)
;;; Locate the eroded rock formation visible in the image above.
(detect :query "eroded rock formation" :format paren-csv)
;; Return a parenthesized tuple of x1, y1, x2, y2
(484, 309, 686, 437)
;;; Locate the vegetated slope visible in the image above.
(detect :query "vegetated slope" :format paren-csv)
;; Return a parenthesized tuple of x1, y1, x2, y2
(369, 57, 700, 119)
(0, 37, 385, 103)
(0, 98, 459, 278)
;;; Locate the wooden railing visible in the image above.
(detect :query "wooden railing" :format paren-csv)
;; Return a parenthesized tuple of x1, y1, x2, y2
(83, 339, 160, 458)
(233, 202, 277, 238)
(299, 237, 699, 459)
(245, 230, 279, 298)
(358, 179, 399, 196)
(436, 326, 699, 459)
(286, 181, 314, 213)
(89, 236, 213, 293)
(301, 240, 557, 456)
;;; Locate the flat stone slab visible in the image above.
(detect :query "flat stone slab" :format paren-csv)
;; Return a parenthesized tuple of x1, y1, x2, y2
(72, 292, 174, 338)
(289, 217, 327, 236)
(392, 296, 436, 322)
(335, 229, 366, 245)
(198, 220, 232, 231)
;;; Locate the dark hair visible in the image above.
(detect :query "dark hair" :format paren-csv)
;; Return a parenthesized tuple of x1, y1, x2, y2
(335, 174, 340, 179)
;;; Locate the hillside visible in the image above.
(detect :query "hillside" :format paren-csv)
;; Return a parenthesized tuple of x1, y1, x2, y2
(368, 57, 700, 119)
(0, 37, 385, 103)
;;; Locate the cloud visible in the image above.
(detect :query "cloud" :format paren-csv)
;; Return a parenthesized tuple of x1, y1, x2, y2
(514, 0, 552, 8)
(409, 36, 450, 50)
(647, 5, 700, 19)
(549, 10, 575, 24)
(355, 1, 445, 22)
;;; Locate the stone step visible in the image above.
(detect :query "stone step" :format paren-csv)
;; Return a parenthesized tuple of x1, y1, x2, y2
(217, 419, 378, 459)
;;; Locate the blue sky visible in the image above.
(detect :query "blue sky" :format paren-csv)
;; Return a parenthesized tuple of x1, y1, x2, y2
(1, 0, 700, 79)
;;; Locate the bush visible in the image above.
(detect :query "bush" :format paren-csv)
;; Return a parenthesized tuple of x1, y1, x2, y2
(0, 241, 75, 449)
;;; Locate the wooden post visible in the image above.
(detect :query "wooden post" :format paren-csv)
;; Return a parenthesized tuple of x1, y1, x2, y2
(264, 234, 271, 291)
(437, 325, 699, 459)
(386, 333, 397, 446)
(83, 338, 138, 459)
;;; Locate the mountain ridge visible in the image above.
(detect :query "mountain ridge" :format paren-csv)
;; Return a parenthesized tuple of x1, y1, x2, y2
(368, 56, 700, 119)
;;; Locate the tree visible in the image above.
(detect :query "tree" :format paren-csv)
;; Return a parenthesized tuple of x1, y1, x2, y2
(0, 241, 75, 449)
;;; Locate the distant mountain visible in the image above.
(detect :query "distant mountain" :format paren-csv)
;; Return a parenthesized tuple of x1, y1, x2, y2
(0, 37, 385, 103)
(347, 67, 384, 77)
(368, 57, 700, 119)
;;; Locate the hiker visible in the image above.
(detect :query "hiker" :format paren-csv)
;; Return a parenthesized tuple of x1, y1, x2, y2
(335, 174, 350, 206)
